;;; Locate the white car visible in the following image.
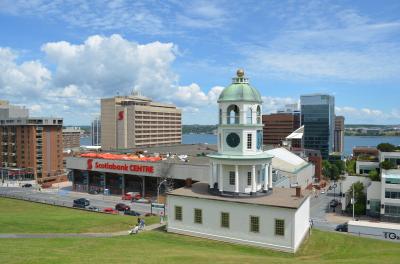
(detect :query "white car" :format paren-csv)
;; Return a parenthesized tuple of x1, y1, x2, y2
(321, 190, 326, 194)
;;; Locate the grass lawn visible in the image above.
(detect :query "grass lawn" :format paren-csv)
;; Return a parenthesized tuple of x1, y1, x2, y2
(1, 197, 399, 264)
(1, 229, 400, 264)
(0, 197, 158, 233)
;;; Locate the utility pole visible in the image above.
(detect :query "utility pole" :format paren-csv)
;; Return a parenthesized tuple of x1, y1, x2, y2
(352, 184, 355, 220)
(157, 179, 167, 204)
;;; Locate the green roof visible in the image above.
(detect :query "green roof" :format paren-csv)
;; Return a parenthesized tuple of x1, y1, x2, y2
(218, 83, 262, 103)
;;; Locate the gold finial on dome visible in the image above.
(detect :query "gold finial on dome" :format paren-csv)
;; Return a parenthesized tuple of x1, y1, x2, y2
(236, 68, 244, 77)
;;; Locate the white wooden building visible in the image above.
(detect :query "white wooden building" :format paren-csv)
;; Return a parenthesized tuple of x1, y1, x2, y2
(167, 70, 311, 253)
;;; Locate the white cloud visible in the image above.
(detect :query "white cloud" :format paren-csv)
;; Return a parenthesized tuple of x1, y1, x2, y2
(262, 96, 297, 113)
(335, 106, 400, 124)
(243, 3, 400, 82)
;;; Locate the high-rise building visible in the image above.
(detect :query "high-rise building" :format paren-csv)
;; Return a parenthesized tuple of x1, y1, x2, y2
(91, 117, 101, 146)
(300, 94, 335, 159)
(334, 116, 345, 153)
(62, 127, 81, 149)
(0, 102, 63, 183)
(262, 112, 300, 146)
(0, 100, 29, 119)
(101, 94, 182, 150)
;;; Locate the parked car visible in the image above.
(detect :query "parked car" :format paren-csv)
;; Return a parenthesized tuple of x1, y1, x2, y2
(335, 223, 348, 232)
(115, 203, 130, 211)
(122, 193, 132, 200)
(73, 198, 90, 208)
(21, 183, 32, 188)
(88, 206, 100, 212)
(124, 210, 141, 216)
(126, 192, 142, 201)
(330, 199, 339, 208)
(103, 207, 119, 214)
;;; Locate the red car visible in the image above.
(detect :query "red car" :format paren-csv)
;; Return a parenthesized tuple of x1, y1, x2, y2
(115, 203, 130, 211)
(122, 194, 132, 200)
(103, 207, 119, 214)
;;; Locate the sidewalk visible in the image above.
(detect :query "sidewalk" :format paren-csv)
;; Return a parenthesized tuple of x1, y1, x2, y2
(0, 224, 166, 239)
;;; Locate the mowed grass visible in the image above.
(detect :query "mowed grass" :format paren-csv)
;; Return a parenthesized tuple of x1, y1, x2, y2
(1, 229, 400, 264)
(0, 197, 158, 233)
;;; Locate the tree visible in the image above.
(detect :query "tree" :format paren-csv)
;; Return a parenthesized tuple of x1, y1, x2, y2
(332, 160, 345, 173)
(322, 160, 340, 181)
(346, 159, 356, 175)
(368, 169, 380, 181)
(347, 181, 366, 216)
(380, 160, 396, 170)
(377, 143, 396, 152)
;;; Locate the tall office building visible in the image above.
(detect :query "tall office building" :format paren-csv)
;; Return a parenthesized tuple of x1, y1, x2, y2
(101, 94, 182, 150)
(300, 94, 335, 159)
(334, 116, 345, 153)
(262, 112, 300, 146)
(91, 117, 101, 146)
(0, 101, 63, 182)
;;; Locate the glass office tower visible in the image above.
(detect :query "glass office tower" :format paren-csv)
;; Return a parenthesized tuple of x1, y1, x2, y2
(300, 94, 335, 159)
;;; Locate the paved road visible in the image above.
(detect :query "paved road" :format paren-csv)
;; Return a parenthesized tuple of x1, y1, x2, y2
(309, 183, 342, 231)
(0, 185, 160, 215)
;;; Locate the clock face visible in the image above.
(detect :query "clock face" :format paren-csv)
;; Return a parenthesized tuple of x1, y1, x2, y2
(226, 132, 240, 148)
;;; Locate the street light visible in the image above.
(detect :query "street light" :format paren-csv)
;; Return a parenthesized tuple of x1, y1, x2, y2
(157, 179, 167, 203)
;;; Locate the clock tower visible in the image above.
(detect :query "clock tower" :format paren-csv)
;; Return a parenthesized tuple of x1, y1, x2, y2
(208, 69, 273, 196)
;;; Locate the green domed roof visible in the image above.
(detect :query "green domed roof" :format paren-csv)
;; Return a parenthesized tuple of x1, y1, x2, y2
(218, 70, 262, 103)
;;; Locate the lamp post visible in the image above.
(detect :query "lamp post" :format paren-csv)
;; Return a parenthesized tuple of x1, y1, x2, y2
(352, 184, 355, 221)
(157, 179, 167, 203)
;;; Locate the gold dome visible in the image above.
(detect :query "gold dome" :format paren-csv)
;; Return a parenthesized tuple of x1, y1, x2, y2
(236, 68, 244, 77)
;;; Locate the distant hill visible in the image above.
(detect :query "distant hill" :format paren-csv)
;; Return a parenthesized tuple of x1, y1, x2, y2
(183, 125, 217, 134)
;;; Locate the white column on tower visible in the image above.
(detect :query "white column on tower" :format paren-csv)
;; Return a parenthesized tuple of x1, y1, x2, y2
(263, 164, 269, 191)
(234, 165, 239, 193)
(219, 164, 224, 192)
(268, 162, 273, 189)
(251, 165, 256, 193)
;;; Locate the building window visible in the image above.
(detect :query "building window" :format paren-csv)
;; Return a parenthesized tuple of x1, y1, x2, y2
(247, 107, 252, 124)
(250, 216, 259, 233)
(247, 133, 252, 149)
(385, 191, 400, 199)
(175, 206, 182, 221)
(385, 205, 400, 216)
(194, 208, 202, 224)
(229, 171, 235, 185)
(247, 172, 251, 186)
(275, 219, 285, 236)
(221, 212, 229, 228)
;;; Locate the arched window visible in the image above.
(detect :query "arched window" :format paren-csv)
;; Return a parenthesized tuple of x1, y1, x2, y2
(256, 105, 261, 124)
(247, 107, 253, 124)
(219, 109, 222, 124)
(227, 105, 239, 124)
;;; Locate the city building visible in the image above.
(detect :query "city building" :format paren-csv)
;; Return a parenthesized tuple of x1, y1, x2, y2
(167, 70, 310, 253)
(91, 117, 101, 146)
(262, 112, 300, 146)
(101, 93, 182, 150)
(353, 147, 379, 159)
(0, 109, 63, 183)
(0, 100, 29, 119)
(367, 169, 400, 222)
(62, 127, 82, 150)
(334, 116, 345, 153)
(300, 94, 335, 159)
(284, 125, 304, 149)
(66, 144, 213, 196)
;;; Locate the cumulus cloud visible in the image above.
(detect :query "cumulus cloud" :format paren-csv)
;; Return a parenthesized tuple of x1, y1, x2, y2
(262, 96, 297, 113)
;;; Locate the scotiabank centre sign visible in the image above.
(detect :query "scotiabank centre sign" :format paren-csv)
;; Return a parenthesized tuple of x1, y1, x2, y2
(86, 158, 156, 174)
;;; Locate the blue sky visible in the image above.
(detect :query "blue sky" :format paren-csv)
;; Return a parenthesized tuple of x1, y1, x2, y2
(0, 0, 400, 125)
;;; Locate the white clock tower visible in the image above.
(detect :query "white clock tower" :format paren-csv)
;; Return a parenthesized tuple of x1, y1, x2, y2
(208, 69, 273, 195)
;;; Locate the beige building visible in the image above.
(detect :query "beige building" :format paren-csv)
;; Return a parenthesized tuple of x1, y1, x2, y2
(334, 116, 345, 153)
(62, 127, 82, 149)
(0, 117, 64, 183)
(101, 94, 182, 150)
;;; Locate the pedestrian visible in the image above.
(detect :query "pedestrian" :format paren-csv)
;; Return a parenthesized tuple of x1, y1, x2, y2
(137, 217, 141, 226)
(140, 218, 145, 230)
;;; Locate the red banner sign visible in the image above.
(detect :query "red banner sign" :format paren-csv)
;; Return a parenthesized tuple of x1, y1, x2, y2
(87, 160, 154, 174)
